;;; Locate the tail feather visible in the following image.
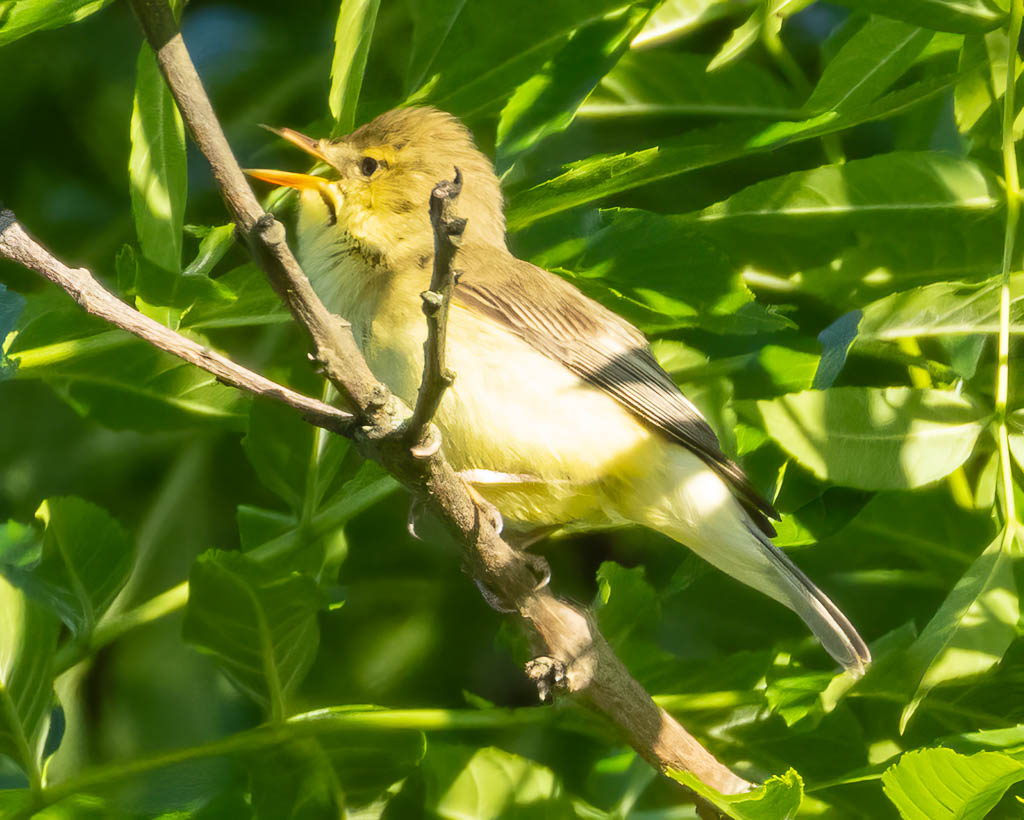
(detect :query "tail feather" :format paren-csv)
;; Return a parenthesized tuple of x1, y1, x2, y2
(637, 448, 871, 675)
(746, 524, 871, 677)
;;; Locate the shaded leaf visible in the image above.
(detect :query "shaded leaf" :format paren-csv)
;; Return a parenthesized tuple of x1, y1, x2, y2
(883, 748, 1024, 820)
(181, 263, 290, 330)
(0, 284, 25, 381)
(752, 387, 989, 490)
(582, 50, 797, 120)
(329, 0, 380, 135)
(0, 0, 113, 47)
(21, 497, 134, 636)
(184, 550, 325, 717)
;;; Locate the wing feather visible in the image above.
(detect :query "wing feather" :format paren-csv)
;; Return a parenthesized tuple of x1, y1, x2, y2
(454, 249, 779, 536)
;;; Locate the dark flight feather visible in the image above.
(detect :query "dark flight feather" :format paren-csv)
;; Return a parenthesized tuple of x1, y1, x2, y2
(453, 246, 780, 536)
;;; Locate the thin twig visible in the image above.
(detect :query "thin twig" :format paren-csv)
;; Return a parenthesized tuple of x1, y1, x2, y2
(0, 211, 352, 435)
(406, 169, 466, 455)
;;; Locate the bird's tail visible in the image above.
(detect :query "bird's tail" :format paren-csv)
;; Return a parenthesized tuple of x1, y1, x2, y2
(631, 447, 871, 677)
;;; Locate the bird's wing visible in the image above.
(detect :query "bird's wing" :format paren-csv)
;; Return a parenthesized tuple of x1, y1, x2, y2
(453, 248, 779, 536)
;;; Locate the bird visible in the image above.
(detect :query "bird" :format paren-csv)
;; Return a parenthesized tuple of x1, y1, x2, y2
(246, 105, 871, 676)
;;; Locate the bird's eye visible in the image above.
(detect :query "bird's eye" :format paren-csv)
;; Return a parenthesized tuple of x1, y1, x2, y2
(360, 156, 379, 176)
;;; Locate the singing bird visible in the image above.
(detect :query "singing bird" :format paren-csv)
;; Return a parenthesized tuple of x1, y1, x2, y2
(247, 106, 870, 676)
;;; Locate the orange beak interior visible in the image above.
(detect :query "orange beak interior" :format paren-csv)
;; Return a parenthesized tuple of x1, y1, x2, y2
(245, 126, 331, 190)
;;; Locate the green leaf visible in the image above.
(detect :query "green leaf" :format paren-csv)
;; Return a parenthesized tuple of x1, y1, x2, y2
(20, 498, 134, 637)
(899, 526, 1020, 733)
(557, 208, 788, 334)
(18, 334, 248, 431)
(507, 65, 970, 230)
(686, 152, 1000, 243)
(243, 398, 352, 515)
(422, 744, 577, 819)
(669, 768, 803, 820)
(830, 0, 1005, 34)
(594, 562, 671, 675)
(707, 0, 813, 72)
(184, 551, 325, 718)
(181, 263, 290, 330)
(752, 388, 990, 490)
(581, 50, 798, 120)
(0, 574, 59, 781)
(496, 3, 655, 170)
(328, 0, 380, 135)
(286, 707, 426, 805)
(0, 284, 25, 381)
(631, 0, 748, 48)
(404, 0, 632, 115)
(248, 741, 344, 820)
(130, 43, 186, 296)
(854, 275, 1024, 345)
(882, 748, 1024, 820)
(0, 0, 114, 47)
(182, 223, 236, 279)
(804, 18, 933, 115)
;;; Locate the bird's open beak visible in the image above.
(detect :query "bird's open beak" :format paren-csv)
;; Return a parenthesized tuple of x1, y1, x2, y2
(245, 126, 331, 191)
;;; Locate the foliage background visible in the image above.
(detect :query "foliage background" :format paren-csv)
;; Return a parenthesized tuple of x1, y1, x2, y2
(1, 0, 1024, 817)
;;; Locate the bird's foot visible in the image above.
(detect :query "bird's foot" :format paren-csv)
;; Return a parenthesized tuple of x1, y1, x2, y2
(525, 655, 568, 702)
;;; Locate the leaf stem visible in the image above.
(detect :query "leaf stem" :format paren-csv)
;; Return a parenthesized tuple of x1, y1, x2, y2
(54, 582, 189, 675)
(998, 0, 1024, 525)
(37, 705, 587, 809)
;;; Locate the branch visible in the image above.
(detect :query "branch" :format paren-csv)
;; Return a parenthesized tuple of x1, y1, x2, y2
(127, 0, 390, 421)
(0, 211, 352, 436)
(406, 169, 466, 454)
(17, 0, 754, 804)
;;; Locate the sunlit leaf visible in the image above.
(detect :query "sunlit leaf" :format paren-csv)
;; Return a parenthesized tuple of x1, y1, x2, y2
(507, 65, 972, 230)
(707, 0, 813, 73)
(422, 744, 577, 819)
(130, 44, 186, 277)
(557, 208, 788, 334)
(669, 768, 803, 819)
(883, 748, 1024, 820)
(831, 0, 1005, 33)
(496, 2, 655, 170)
(804, 17, 933, 115)
(631, 0, 749, 48)
(329, 0, 380, 135)
(899, 526, 1019, 732)
(405, 0, 636, 116)
(0, 284, 25, 381)
(0, 574, 58, 778)
(0, 0, 113, 47)
(184, 550, 325, 717)
(752, 388, 990, 490)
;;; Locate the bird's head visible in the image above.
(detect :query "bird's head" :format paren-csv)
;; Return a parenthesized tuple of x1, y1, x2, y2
(247, 107, 506, 271)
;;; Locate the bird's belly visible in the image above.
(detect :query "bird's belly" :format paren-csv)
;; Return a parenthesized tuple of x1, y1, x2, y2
(365, 305, 654, 528)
